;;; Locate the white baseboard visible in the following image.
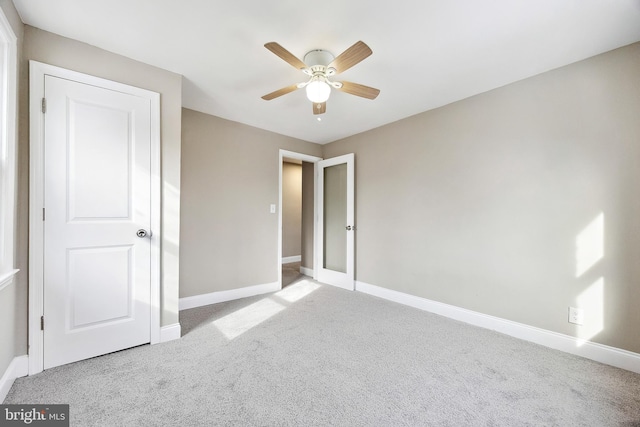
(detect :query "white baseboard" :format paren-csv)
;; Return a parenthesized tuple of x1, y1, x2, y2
(300, 266, 314, 277)
(0, 355, 28, 403)
(282, 255, 301, 264)
(355, 281, 640, 374)
(159, 323, 181, 343)
(0, 269, 19, 292)
(179, 282, 280, 311)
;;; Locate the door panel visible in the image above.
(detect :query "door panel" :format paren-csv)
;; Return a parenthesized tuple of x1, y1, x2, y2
(323, 163, 347, 273)
(67, 245, 133, 329)
(68, 100, 131, 220)
(43, 75, 151, 369)
(317, 154, 354, 290)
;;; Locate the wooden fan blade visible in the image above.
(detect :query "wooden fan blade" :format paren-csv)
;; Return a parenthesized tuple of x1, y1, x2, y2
(261, 84, 300, 100)
(313, 102, 326, 115)
(337, 81, 380, 100)
(327, 41, 372, 74)
(264, 42, 307, 70)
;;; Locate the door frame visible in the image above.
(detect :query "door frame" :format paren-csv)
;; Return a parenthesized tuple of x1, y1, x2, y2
(278, 150, 322, 288)
(28, 61, 162, 375)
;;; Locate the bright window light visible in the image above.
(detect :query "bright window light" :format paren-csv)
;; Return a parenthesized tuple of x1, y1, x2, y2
(575, 213, 604, 277)
(576, 277, 604, 346)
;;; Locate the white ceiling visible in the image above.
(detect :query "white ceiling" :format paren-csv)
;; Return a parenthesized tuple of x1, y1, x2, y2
(13, 0, 640, 144)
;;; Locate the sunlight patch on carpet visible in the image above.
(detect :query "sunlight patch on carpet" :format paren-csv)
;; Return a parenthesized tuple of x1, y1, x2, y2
(213, 298, 285, 340)
(274, 279, 321, 303)
(212, 280, 322, 340)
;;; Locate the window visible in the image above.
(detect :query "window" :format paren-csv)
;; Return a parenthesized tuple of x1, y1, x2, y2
(0, 7, 18, 290)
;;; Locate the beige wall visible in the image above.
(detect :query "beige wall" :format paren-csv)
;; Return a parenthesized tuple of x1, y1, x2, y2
(21, 26, 183, 328)
(180, 109, 321, 297)
(0, 0, 23, 385)
(282, 162, 302, 258)
(324, 42, 640, 353)
(301, 161, 314, 269)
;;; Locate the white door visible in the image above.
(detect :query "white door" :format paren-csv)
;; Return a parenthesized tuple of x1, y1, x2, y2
(317, 153, 355, 290)
(43, 75, 152, 369)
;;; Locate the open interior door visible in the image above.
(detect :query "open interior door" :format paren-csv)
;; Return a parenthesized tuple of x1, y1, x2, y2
(317, 153, 354, 290)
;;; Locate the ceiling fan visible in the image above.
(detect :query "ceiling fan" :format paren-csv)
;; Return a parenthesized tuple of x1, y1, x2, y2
(261, 41, 380, 115)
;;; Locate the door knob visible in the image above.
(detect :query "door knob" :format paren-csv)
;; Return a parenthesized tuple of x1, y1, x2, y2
(136, 229, 151, 238)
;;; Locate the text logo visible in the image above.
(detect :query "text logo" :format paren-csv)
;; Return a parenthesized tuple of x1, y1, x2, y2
(0, 405, 69, 427)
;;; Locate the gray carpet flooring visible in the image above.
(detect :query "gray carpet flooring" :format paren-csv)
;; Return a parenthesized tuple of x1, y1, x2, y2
(5, 278, 640, 426)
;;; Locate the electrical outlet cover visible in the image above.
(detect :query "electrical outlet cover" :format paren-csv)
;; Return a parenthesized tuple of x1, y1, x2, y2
(568, 307, 584, 325)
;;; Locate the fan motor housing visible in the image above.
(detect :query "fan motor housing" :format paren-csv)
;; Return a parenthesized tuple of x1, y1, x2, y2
(304, 49, 334, 67)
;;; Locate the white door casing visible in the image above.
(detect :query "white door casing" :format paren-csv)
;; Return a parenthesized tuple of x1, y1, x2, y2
(29, 61, 161, 374)
(277, 150, 322, 288)
(317, 153, 355, 290)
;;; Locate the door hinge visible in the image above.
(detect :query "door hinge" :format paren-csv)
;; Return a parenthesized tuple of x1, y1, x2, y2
(42, 208, 45, 221)
(41, 98, 46, 113)
(40, 316, 44, 331)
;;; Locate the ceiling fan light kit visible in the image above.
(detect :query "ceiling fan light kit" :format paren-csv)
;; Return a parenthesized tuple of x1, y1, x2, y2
(262, 41, 380, 115)
(306, 78, 331, 103)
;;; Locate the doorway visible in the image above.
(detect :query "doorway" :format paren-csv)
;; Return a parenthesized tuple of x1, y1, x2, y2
(281, 158, 303, 287)
(277, 150, 356, 291)
(278, 150, 322, 289)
